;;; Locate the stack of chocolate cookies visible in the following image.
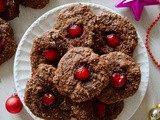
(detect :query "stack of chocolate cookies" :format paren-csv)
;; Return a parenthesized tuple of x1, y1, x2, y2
(0, 0, 50, 65)
(24, 4, 141, 120)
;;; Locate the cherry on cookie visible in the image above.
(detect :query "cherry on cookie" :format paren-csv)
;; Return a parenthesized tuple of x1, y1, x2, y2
(0, 41, 3, 52)
(106, 34, 120, 47)
(94, 101, 106, 118)
(42, 93, 55, 106)
(69, 25, 83, 38)
(43, 49, 58, 62)
(75, 66, 90, 81)
(111, 73, 126, 88)
(0, 0, 6, 12)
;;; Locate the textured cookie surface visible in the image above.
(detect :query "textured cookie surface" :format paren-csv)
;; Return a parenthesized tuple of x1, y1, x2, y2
(0, 0, 19, 20)
(20, 0, 49, 9)
(54, 4, 96, 48)
(31, 30, 69, 71)
(92, 11, 138, 56)
(97, 52, 141, 104)
(0, 18, 17, 65)
(71, 101, 99, 120)
(24, 64, 71, 120)
(53, 47, 110, 102)
(71, 100, 124, 120)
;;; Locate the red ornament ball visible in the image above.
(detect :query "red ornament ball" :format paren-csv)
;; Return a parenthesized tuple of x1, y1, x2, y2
(42, 93, 55, 106)
(5, 94, 23, 114)
(75, 66, 90, 81)
(111, 73, 126, 88)
(106, 34, 120, 47)
(43, 49, 58, 62)
(0, 0, 6, 12)
(69, 25, 83, 38)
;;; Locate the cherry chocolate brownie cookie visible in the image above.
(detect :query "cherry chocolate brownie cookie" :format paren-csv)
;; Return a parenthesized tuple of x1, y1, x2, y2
(31, 30, 69, 71)
(0, 0, 20, 21)
(71, 99, 124, 120)
(54, 4, 96, 48)
(24, 64, 71, 120)
(97, 52, 141, 104)
(0, 18, 17, 65)
(92, 11, 138, 56)
(53, 47, 110, 103)
(20, 0, 49, 9)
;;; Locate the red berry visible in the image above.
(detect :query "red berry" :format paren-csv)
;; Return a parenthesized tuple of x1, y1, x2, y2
(42, 93, 55, 106)
(106, 34, 120, 47)
(5, 94, 23, 114)
(75, 66, 90, 81)
(69, 25, 83, 38)
(94, 102, 106, 118)
(43, 49, 58, 62)
(0, 0, 6, 12)
(0, 42, 3, 52)
(111, 73, 126, 88)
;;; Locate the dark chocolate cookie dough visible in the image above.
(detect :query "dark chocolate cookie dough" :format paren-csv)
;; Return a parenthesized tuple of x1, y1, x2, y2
(54, 4, 96, 48)
(0, 0, 19, 21)
(24, 64, 71, 120)
(92, 11, 138, 56)
(53, 47, 110, 103)
(30, 30, 69, 71)
(97, 52, 141, 104)
(20, 0, 49, 9)
(0, 18, 17, 65)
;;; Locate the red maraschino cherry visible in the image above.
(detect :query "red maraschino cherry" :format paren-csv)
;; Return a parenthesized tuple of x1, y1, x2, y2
(0, 41, 3, 52)
(69, 25, 83, 38)
(0, 0, 6, 12)
(111, 73, 126, 88)
(43, 49, 58, 62)
(94, 101, 106, 118)
(75, 66, 90, 81)
(106, 34, 120, 47)
(42, 93, 55, 106)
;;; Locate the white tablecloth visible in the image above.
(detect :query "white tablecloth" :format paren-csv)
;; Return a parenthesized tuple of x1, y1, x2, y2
(0, 0, 159, 120)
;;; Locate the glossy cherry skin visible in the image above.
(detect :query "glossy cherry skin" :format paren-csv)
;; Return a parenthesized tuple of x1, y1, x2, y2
(69, 25, 83, 38)
(106, 34, 120, 47)
(111, 73, 126, 88)
(75, 66, 90, 81)
(42, 93, 55, 106)
(43, 49, 58, 62)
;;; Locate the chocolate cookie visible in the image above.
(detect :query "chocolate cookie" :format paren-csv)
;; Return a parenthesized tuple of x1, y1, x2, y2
(0, 18, 17, 65)
(71, 101, 99, 120)
(54, 4, 96, 48)
(71, 100, 124, 120)
(104, 101, 124, 120)
(30, 30, 69, 71)
(24, 64, 71, 120)
(20, 0, 49, 9)
(92, 11, 138, 56)
(0, 0, 19, 21)
(53, 47, 110, 103)
(97, 52, 141, 104)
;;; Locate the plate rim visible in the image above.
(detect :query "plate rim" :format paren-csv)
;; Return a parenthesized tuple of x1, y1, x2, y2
(14, 2, 150, 120)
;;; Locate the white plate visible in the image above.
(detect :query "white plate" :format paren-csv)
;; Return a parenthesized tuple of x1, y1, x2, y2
(14, 2, 149, 120)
